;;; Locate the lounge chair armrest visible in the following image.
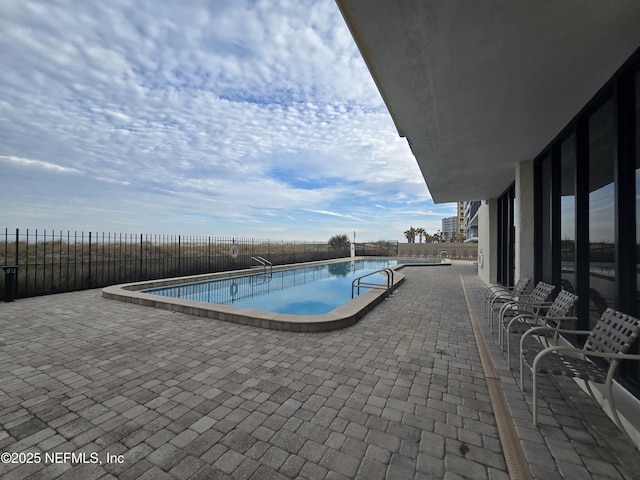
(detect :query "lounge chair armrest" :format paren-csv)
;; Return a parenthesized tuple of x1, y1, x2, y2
(535, 316, 578, 326)
(510, 312, 544, 322)
(507, 314, 546, 332)
(484, 284, 509, 298)
(541, 316, 578, 322)
(507, 314, 577, 330)
(497, 299, 519, 313)
(498, 300, 554, 319)
(506, 312, 552, 325)
(520, 325, 590, 352)
(490, 290, 517, 302)
(490, 295, 518, 313)
(533, 345, 640, 363)
(500, 298, 553, 309)
(531, 346, 640, 387)
(523, 325, 592, 338)
(508, 293, 533, 301)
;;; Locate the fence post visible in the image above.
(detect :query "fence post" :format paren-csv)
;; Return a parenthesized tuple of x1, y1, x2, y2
(88, 231, 92, 289)
(178, 235, 181, 275)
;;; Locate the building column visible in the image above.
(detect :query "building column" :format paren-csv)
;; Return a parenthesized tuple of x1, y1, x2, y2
(515, 160, 535, 282)
(478, 200, 497, 284)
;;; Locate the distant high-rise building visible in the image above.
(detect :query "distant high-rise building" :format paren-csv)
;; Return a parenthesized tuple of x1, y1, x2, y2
(441, 216, 457, 242)
(457, 201, 466, 239)
(441, 202, 468, 242)
(464, 200, 482, 242)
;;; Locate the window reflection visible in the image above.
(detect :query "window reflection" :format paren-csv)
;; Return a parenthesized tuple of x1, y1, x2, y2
(636, 72, 640, 320)
(533, 62, 640, 393)
(540, 154, 552, 283)
(588, 98, 616, 329)
(560, 134, 576, 296)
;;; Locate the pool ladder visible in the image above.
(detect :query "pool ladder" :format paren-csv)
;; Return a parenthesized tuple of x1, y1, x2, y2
(250, 256, 273, 275)
(351, 268, 395, 298)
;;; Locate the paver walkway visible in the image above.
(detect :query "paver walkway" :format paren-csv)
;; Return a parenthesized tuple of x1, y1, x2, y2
(0, 263, 638, 479)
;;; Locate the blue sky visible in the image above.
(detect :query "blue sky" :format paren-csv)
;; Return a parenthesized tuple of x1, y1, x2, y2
(0, 0, 456, 242)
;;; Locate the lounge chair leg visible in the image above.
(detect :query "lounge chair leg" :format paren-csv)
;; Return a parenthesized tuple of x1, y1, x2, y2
(603, 375, 636, 445)
(489, 302, 494, 332)
(584, 378, 595, 398)
(532, 370, 538, 426)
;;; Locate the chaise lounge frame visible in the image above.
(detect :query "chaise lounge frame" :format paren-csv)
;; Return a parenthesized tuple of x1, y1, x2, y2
(503, 289, 578, 369)
(520, 307, 640, 442)
(483, 275, 531, 332)
(495, 281, 556, 345)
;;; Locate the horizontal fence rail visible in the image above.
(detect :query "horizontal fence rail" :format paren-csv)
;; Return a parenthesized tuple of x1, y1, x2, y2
(397, 242, 478, 259)
(0, 228, 398, 301)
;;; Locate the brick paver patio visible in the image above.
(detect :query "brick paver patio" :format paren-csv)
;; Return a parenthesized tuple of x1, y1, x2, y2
(0, 263, 638, 479)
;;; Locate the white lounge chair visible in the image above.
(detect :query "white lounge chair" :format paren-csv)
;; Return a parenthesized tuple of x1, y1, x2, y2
(483, 275, 531, 329)
(520, 307, 640, 441)
(503, 289, 578, 369)
(495, 281, 556, 346)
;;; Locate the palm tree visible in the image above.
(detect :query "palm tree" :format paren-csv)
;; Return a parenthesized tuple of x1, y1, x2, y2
(415, 227, 426, 243)
(328, 234, 350, 249)
(404, 227, 416, 243)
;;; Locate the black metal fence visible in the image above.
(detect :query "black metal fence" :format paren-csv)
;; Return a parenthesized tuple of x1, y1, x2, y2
(0, 228, 398, 301)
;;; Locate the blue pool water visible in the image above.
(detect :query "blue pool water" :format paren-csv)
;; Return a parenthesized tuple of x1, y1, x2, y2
(144, 258, 422, 315)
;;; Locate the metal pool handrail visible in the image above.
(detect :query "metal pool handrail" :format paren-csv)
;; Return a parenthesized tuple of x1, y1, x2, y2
(250, 256, 273, 274)
(351, 268, 394, 298)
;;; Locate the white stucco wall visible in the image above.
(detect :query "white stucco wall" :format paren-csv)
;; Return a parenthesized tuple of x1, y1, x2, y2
(477, 200, 496, 285)
(515, 160, 535, 282)
(477, 161, 535, 286)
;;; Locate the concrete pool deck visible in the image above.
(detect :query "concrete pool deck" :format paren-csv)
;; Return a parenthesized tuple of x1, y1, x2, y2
(1, 262, 638, 479)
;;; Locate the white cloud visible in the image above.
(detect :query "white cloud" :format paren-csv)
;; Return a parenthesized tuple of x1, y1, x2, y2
(0, 155, 80, 173)
(304, 209, 365, 221)
(0, 0, 453, 241)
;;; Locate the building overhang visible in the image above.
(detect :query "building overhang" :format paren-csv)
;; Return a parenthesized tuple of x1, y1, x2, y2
(336, 1, 640, 202)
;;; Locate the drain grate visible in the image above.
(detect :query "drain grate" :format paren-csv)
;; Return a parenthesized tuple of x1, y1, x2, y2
(460, 274, 533, 480)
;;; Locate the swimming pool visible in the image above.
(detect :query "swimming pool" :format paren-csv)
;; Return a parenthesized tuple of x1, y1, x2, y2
(144, 258, 399, 315)
(102, 257, 449, 332)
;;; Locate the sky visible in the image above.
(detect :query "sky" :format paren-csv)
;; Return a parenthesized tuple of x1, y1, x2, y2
(0, 0, 456, 242)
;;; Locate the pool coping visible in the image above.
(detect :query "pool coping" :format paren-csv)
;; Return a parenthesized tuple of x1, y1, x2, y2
(102, 257, 449, 332)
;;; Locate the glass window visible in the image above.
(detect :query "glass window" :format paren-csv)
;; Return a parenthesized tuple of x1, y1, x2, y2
(497, 185, 515, 286)
(534, 59, 640, 394)
(588, 97, 616, 329)
(636, 71, 640, 320)
(539, 154, 553, 283)
(560, 134, 576, 297)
